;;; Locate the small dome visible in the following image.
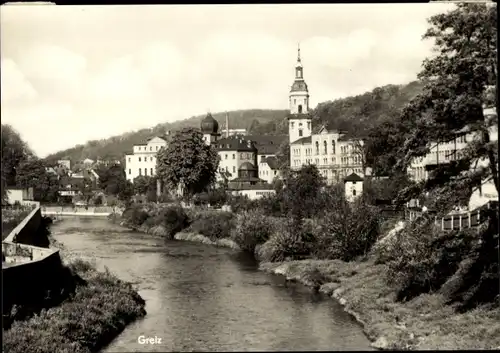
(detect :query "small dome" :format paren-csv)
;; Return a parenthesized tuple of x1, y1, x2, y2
(291, 80, 308, 92)
(201, 113, 219, 134)
(239, 162, 256, 171)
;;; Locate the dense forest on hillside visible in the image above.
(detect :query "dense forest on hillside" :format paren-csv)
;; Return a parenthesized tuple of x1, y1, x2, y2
(45, 110, 288, 163)
(45, 80, 424, 166)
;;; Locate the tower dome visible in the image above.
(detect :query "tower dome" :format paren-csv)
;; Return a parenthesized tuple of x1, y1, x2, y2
(201, 112, 219, 134)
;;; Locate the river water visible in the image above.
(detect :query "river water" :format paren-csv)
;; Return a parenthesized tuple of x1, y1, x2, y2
(51, 217, 373, 352)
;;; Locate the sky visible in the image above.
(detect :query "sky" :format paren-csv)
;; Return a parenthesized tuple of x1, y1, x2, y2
(1, 3, 456, 157)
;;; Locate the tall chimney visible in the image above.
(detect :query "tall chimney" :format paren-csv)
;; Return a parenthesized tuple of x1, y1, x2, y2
(225, 111, 229, 138)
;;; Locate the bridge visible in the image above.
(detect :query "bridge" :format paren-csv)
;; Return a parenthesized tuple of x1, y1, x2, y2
(41, 206, 121, 218)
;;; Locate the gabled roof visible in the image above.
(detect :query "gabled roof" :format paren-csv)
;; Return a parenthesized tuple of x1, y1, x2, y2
(344, 173, 364, 182)
(262, 156, 279, 170)
(291, 136, 312, 145)
(216, 136, 257, 152)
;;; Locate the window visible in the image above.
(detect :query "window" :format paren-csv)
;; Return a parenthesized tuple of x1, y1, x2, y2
(353, 189, 357, 196)
(145, 168, 148, 176)
(299, 129, 303, 137)
(298, 105, 303, 113)
(128, 158, 131, 163)
(233, 166, 236, 173)
(139, 168, 142, 176)
(315, 141, 319, 155)
(156, 146, 159, 151)
(233, 154, 236, 159)
(323, 140, 327, 154)
(128, 169, 131, 175)
(307, 121, 311, 130)
(150, 157, 153, 161)
(150, 146, 152, 151)
(225, 154, 228, 160)
(294, 99, 296, 104)
(291, 122, 295, 129)
(332, 140, 336, 154)
(138, 157, 141, 162)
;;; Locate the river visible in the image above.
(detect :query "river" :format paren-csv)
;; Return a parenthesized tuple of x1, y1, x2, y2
(51, 217, 373, 352)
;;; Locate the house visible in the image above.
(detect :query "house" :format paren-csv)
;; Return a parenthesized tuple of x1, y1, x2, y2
(82, 158, 95, 166)
(258, 156, 280, 184)
(468, 176, 498, 211)
(407, 107, 498, 182)
(57, 159, 71, 170)
(227, 162, 276, 200)
(344, 173, 364, 202)
(124, 132, 171, 182)
(5, 187, 36, 206)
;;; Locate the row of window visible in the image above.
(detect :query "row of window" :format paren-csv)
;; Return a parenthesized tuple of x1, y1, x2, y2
(292, 156, 362, 167)
(136, 145, 161, 152)
(129, 168, 155, 176)
(259, 170, 277, 177)
(292, 141, 359, 156)
(256, 191, 274, 196)
(224, 152, 254, 160)
(290, 121, 312, 130)
(129, 156, 157, 163)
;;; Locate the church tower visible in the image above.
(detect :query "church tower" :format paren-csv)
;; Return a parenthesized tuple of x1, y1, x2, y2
(288, 44, 312, 144)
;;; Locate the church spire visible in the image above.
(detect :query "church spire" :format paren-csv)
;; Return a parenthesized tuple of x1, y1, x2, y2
(297, 43, 301, 63)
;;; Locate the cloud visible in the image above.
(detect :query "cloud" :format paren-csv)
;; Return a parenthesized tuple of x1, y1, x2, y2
(1, 58, 38, 102)
(0, 4, 458, 157)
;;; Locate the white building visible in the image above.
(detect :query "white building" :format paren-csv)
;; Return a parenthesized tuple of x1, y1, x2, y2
(344, 173, 364, 202)
(287, 46, 364, 184)
(57, 159, 71, 170)
(125, 133, 171, 182)
(221, 128, 247, 137)
(258, 157, 280, 184)
(407, 107, 498, 182)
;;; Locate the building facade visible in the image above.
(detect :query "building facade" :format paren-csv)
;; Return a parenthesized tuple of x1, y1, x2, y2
(288, 47, 364, 184)
(124, 133, 171, 182)
(407, 107, 498, 182)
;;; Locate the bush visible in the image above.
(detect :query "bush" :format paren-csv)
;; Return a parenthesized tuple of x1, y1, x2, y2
(192, 190, 227, 208)
(312, 199, 381, 261)
(231, 210, 279, 253)
(385, 211, 499, 309)
(122, 207, 149, 227)
(226, 195, 258, 214)
(156, 205, 189, 239)
(256, 220, 314, 262)
(187, 210, 234, 240)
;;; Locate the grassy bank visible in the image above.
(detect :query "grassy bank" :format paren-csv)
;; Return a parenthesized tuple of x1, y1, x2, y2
(3, 218, 147, 353)
(260, 259, 500, 350)
(3, 259, 147, 353)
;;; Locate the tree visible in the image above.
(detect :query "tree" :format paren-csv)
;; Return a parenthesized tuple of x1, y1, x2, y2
(15, 159, 60, 202)
(1, 124, 33, 187)
(98, 164, 129, 196)
(275, 141, 291, 177)
(283, 164, 325, 221)
(398, 3, 498, 198)
(133, 175, 153, 195)
(156, 128, 219, 198)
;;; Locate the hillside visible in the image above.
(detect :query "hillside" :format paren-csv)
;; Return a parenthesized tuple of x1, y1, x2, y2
(45, 80, 425, 164)
(44, 109, 288, 163)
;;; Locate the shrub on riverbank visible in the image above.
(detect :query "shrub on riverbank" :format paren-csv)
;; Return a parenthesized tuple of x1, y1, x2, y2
(312, 200, 381, 261)
(231, 209, 279, 253)
(187, 210, 234, 241)
(3, 259, 146, 353)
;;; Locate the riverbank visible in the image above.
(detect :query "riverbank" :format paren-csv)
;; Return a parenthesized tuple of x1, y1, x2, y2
(3, 228, 147, 353)
(3, 258, 147, 353)
(260, 259, 500, 350)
